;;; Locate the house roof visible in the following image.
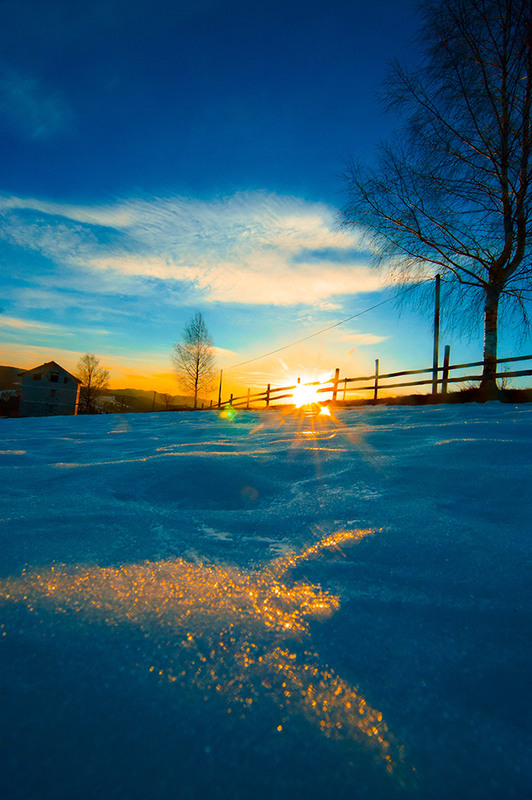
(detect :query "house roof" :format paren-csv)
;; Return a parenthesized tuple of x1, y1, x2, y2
(19, 361, 82, 384)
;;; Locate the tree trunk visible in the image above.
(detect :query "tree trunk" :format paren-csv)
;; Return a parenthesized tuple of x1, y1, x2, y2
(480, 285, 502, 397)
(193, 372, 199, 409)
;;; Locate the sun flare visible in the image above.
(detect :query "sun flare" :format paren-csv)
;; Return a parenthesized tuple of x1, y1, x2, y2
(290, 373, 334, 408)
(292, 383, 322, 407)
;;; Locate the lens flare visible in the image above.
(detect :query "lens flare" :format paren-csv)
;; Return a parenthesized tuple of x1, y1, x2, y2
(220, 405, 237, 420)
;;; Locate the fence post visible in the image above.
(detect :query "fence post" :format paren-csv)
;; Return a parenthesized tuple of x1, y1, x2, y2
(218, 370, 223, 408)
(266, 384, 270, 407)
(432, 274, 441, 395)
(442, 345, 451, 395)
(373, 359, 379, 403)
(331, 368, 340, 403)
(246, 388, 250, 409)
(343, 378, 347, 401)
(229, 393, 233, 405)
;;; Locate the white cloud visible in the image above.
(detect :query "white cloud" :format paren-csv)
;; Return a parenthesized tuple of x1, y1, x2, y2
(85, 253, 384, 306)
(335, 332, 388, 345)
(0, 190, 384, 307)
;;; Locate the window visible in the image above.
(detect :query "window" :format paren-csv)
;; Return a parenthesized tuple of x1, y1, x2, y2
(63, 377, 68, 384)
(50, 373, 59, 383)
(33, 373, 42, 381)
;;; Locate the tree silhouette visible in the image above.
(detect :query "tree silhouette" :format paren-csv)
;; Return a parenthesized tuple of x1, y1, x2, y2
(343, 0, 532, 393)
(172, 312, 216, 408)
(77, 353, 110, 413)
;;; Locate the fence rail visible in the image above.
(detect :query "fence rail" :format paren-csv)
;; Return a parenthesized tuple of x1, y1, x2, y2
(215, 351, 532, 409)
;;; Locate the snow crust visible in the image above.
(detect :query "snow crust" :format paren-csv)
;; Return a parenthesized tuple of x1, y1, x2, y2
(1, 404, 531, 799)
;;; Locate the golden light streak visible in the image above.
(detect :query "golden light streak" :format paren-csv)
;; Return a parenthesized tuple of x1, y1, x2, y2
(0, 529, 412, 784)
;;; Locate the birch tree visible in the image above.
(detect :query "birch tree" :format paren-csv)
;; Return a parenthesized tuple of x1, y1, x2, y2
(343, 0, 532, 393)
(172, 312, 216, 408)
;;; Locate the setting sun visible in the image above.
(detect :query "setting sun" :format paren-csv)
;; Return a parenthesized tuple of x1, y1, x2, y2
(292, 382, 322, 407)
(291, 373, 334, 410)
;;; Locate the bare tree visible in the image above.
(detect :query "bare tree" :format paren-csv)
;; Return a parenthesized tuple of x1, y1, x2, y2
(172, 312, 216, 408)
(77, 353, 110, 413)
(343, 0, 532, 393)
(160, 393, 174, 410)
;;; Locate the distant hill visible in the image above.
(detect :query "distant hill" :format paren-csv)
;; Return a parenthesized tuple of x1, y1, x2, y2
(101, 388, 210, 412)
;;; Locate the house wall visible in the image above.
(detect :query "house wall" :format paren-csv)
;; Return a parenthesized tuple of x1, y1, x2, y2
(19, 366, 80, 417)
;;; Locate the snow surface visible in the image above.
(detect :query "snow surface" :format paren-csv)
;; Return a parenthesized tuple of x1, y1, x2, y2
(0, 403, 530, 800)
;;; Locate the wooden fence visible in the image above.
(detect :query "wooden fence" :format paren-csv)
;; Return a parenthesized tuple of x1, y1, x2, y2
(215, 351, 532, 409)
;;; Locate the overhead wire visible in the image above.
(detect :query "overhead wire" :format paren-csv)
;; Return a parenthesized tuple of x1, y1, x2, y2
(226, 277, 434, 371)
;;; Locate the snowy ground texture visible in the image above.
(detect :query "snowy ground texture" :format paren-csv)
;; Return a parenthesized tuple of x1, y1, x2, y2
(0, 403, 531, 800)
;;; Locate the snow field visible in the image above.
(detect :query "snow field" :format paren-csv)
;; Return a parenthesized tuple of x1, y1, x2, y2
(0, 403, 530, 799)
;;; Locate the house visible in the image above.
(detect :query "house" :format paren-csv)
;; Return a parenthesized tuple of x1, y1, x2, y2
(18, 361, 81, 417)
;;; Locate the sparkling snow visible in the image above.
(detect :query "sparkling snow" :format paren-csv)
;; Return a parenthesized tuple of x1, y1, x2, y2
(1, 404, 530, 799)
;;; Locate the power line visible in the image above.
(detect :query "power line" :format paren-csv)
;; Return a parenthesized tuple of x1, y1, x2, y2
(226, 278, 433, 371)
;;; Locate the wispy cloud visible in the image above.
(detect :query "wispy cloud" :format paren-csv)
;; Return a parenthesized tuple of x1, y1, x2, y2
(0, 68, 73, 139)
(0, 191, 384, 308)
(86, 254, 384, 307)
(0, 196, 131, 227)
(0, 315, 57, 332)
(0, 314, 109, 337)
(335, 332, 388, 346)
(212, 345, 239, 358)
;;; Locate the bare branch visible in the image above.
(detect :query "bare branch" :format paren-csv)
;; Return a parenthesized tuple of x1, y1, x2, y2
(171, 313, 216, 409)
(343, 0, 532, 389)
(77, 353, 110, 414)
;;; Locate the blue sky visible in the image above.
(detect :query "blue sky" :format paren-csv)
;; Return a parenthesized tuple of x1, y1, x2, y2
(0, 0, 527, 397)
